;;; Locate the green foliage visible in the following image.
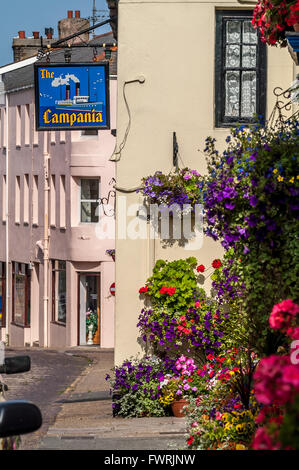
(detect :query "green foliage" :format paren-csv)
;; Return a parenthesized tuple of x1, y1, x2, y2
(144, 257, 204, 312)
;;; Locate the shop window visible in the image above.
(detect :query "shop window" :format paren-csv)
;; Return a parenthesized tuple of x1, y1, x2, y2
(215, 10, 266, 127)
(51, 260, 66, 324)
(12, 262, 30, 327)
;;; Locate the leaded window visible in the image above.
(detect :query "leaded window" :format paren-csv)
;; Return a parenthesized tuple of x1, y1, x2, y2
(215, 11, 266, 127)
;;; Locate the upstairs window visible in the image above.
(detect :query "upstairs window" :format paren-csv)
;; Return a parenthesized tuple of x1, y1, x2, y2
(80, 178, 100, 223)
(215, 10, 266, 127)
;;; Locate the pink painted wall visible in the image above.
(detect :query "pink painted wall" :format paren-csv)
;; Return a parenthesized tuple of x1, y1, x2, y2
(0, 76, 116, 348)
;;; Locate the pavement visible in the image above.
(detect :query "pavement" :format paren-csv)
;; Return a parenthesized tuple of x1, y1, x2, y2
(3, 347, 188, 451)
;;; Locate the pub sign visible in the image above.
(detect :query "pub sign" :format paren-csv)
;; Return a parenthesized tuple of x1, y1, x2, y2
(34, 63, 110, 131)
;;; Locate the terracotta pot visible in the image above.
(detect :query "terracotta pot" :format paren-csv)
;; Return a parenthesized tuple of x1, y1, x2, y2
(293, 23, 299, 32)
(171, 398, 189, 418)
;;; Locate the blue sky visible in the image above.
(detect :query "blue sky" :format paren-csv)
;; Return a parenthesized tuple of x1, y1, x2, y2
(0, 0, 110, 65)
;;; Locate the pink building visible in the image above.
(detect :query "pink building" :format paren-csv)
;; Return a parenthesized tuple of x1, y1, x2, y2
(0, 31, 116, 348)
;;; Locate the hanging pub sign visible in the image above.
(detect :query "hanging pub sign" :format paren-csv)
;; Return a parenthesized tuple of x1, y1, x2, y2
(34, 62, 110, 131)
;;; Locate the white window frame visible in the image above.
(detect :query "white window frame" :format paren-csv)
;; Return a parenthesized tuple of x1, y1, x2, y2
(79, 178, 101, 224)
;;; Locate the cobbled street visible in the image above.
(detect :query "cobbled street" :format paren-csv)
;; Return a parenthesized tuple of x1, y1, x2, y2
(3, 347, 104, 450)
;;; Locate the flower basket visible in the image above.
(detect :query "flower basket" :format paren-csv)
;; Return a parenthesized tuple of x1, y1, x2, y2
(252, 0, 299, 47)
(171, 398, 190, 418)
(137, 168, 204, 211)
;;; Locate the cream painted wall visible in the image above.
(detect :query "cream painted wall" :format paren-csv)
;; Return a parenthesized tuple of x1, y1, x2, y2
(114, 0, 295, 364)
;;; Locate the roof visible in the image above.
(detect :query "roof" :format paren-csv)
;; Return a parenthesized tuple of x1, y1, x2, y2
(2, 31, 117, 93)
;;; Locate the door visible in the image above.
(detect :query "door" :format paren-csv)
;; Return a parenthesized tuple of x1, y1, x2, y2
(78, 273, 100, 345)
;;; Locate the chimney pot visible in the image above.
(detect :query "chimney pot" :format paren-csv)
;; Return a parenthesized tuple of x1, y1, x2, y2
(18, 30, 25, 39)
(33, 31, 39, 39)
(67, 10, 73, 18)
(75, 10, 80, 18)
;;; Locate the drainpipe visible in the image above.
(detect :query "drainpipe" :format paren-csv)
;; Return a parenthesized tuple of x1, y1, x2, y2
(43, 133, 50, 347)
(5, 90, 9, 345)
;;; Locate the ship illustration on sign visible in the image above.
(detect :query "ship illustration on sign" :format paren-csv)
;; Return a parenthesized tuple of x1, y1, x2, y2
(53, 71, 103, 112)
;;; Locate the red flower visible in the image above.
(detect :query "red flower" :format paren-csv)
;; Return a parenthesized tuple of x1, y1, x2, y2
(197, 264, 205, 273)
(160, 286, 168, 294)
(212, 259, 222, 269)
(187, 435, 194, 446)
(167, 287, 176, 296)
(139, 286, 148, 294)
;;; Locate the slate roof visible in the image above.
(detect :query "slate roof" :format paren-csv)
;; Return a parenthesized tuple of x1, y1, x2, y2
(2, 32, 117, 93)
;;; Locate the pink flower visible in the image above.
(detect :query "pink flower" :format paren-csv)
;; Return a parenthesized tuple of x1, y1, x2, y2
(282, 365, 299, 389)
(254, 355, 294, 405)
(269, 299, 299, 332)
(252, 427, 281, 450)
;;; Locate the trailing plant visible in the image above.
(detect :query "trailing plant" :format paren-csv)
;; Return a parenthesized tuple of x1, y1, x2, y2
(203, 119, 299, 355)
(137, 168, 204, 209)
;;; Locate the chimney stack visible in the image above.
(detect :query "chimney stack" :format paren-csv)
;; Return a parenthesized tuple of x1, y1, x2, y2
(58, 10, 90, 44)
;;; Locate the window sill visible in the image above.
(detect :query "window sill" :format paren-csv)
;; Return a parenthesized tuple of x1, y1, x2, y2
(11, 322, 30, 329)
(51, 321, 66, 327)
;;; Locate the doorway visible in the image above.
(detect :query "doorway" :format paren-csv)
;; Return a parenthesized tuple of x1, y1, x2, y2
(78, 273, 100, 345)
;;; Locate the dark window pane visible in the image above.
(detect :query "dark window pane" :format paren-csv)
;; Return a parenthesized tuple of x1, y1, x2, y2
(81, 201, 99, 223)
(243, 20, 257, 44)
(81, 179, 99, 200)
(226, 21, 241, 43)
(15, 274, 25, 325)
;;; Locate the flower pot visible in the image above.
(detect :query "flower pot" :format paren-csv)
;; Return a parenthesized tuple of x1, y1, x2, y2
(171, 398, 189, 418)
(293, 23, 299, 32)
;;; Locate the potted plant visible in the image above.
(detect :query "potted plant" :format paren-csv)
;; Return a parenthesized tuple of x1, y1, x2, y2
(252, 0, 299, 46)
(158, 355, 208, 417)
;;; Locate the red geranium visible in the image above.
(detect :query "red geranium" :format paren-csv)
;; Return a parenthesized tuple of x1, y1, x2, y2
(212, 259, 222, 269)
(197, 264, 205, 273)
(139, 286, 148, 294)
